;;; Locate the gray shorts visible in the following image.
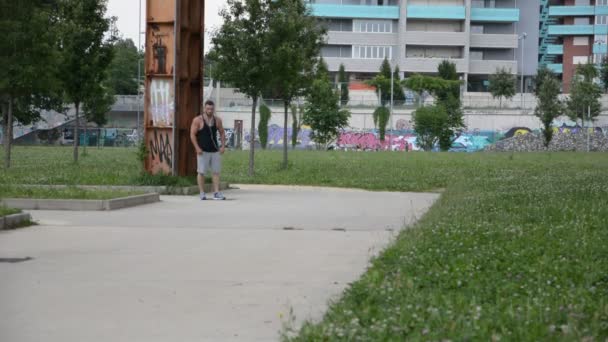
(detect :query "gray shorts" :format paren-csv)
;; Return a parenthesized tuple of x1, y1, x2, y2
(197, 152, 221, 175)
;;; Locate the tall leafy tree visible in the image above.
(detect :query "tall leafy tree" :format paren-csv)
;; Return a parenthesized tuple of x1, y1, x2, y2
(58, 0, 115, 162)
(367, 58, 392, 106)
(413, 105, 448, 151)
(601, 56, 608, 93)
(258, 104, 271, 149)
(303, 63, 350, 149)
(373, 107, 390, 142)
(338, 64, 349, 106)
(290, 104, 302, 149)
(567, 63, 602, 128)
(534, 68, 563, 148)
(266, 0, 325, 169)
(209, 0, 271, 176)
(392, 66, 405, 105)
(1, 0, 62, 168)
(107, 38, 140, 95)
(488, 67, 516, 108)
(435, 60, 464, 151)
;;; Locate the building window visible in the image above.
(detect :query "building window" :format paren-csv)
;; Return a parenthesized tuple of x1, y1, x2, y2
(573, 37, 589, 46)
(471, 25, 484, 34)
(598, 0, 608, 5)
(353, 20, 393, 33)
(573, 56, 589, 64)
(353, 45, 392, 59)
(574, 17, 590, 25)
(470, 51, 484, 60)
(596, 15, 608, 25)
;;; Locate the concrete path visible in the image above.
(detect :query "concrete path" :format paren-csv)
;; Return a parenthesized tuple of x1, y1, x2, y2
(0, 185, 439, 342)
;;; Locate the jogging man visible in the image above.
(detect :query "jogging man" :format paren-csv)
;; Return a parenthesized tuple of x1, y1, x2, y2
(190, 100, 226, 200)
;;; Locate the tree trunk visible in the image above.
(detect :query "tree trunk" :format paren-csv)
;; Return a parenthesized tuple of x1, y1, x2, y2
(3, 97, 13, 169)
(283, 101, 289, 170)
(73, 102, 80, 163)
(248, 96, 257, 177)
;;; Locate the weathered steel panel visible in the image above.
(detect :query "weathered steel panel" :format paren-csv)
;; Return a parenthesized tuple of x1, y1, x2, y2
(145, 0, 204, 176)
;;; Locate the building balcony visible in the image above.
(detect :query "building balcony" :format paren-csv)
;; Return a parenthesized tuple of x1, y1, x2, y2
(593, 43, 608, 54)
(548, 24, 594, 35)
(469, 60, 517, 75)
(406, 5, 465, 20)
(548, 63, 563, 74)
(548, 5, 608, 17)
(546, 44, 564, 55)
(402, 58, 468, 73)
(470, 8, 519, 23)
(324, 57, 384, 73)
(308, 4, 399, 19)
(404, 31, 466, 46)
(470, 33, 518, 49)
(327, 31, 398, 45)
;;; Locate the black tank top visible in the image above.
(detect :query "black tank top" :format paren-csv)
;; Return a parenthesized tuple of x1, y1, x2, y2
(196, 116, 219, 152)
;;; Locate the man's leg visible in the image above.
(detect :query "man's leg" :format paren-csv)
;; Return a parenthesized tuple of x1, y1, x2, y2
(198, 173, 206, 193)
(212, 172, 220, 194)
(197, 154, 207, 200)
(211, 153, 225, 199)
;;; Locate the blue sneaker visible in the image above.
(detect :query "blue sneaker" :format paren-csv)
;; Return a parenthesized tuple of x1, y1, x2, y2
(213, 192, 226, 200)
(200, 193, 207, 201)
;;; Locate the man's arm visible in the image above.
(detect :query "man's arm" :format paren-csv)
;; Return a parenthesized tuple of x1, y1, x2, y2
(217, 117, 226, 153)
(190, 118, 203, 154)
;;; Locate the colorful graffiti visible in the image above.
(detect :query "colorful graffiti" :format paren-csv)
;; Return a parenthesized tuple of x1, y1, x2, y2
(237, 124, 604, 152)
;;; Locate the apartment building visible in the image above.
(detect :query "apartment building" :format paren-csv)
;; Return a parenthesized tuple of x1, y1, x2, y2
(308, 0, 539, 92)
(540, 0, 608, 92)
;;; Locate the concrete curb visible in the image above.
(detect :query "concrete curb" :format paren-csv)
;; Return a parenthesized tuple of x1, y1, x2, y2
(14, 184, 230, 195)
(1, 193, 160, 211)
(0, 212, 32, 230)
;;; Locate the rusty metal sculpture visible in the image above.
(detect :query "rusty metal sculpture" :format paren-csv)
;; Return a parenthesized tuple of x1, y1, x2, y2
(144, 0, 204, 176)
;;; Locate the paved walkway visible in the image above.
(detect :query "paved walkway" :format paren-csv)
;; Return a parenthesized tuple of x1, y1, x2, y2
(0, 185, 439, 342)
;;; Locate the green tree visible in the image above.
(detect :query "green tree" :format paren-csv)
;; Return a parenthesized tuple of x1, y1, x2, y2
(267, 0, 325, 169)
(290, 104, 302, 149)
(534, 69, 563, 148)
(392, 66, 405, 105)
(303, 71, 350, 149)
(435, 60, 464, 151)
(489, 68, 516, 108)
(403, 74, 459, 107)
(82, 83, 114, 150)
(58, 0, 115, 163)
(338, 64, 349, 106)
(413, 105, 448, 151)
(258, 104, 271, 149)
(1, 0, 62, 168)
(373, 107, 390, 142)
(367, 58, 392, 106)
(403, 69, 463, 151)
(567, 63, 602, 128)
(208, 0, 271, 176)
(601, 56, 608, 93)
(106, 38, 140, 95)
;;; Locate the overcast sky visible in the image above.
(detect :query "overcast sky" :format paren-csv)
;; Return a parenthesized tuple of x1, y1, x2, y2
(106, 0, 226, 52)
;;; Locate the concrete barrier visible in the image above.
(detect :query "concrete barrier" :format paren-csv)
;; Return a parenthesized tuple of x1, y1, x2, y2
(1, 193, 160, 211)
(1, 212, 32, 230)
(13, 184, 230, 195)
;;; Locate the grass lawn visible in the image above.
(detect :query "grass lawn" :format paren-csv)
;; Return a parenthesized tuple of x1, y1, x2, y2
(2, 146, 608, 339)
(0, 185, 142, 200)
(0, 206, 21, 217)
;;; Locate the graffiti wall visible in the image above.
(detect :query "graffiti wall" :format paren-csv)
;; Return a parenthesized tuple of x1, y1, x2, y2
(237, 121, 607, 152)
